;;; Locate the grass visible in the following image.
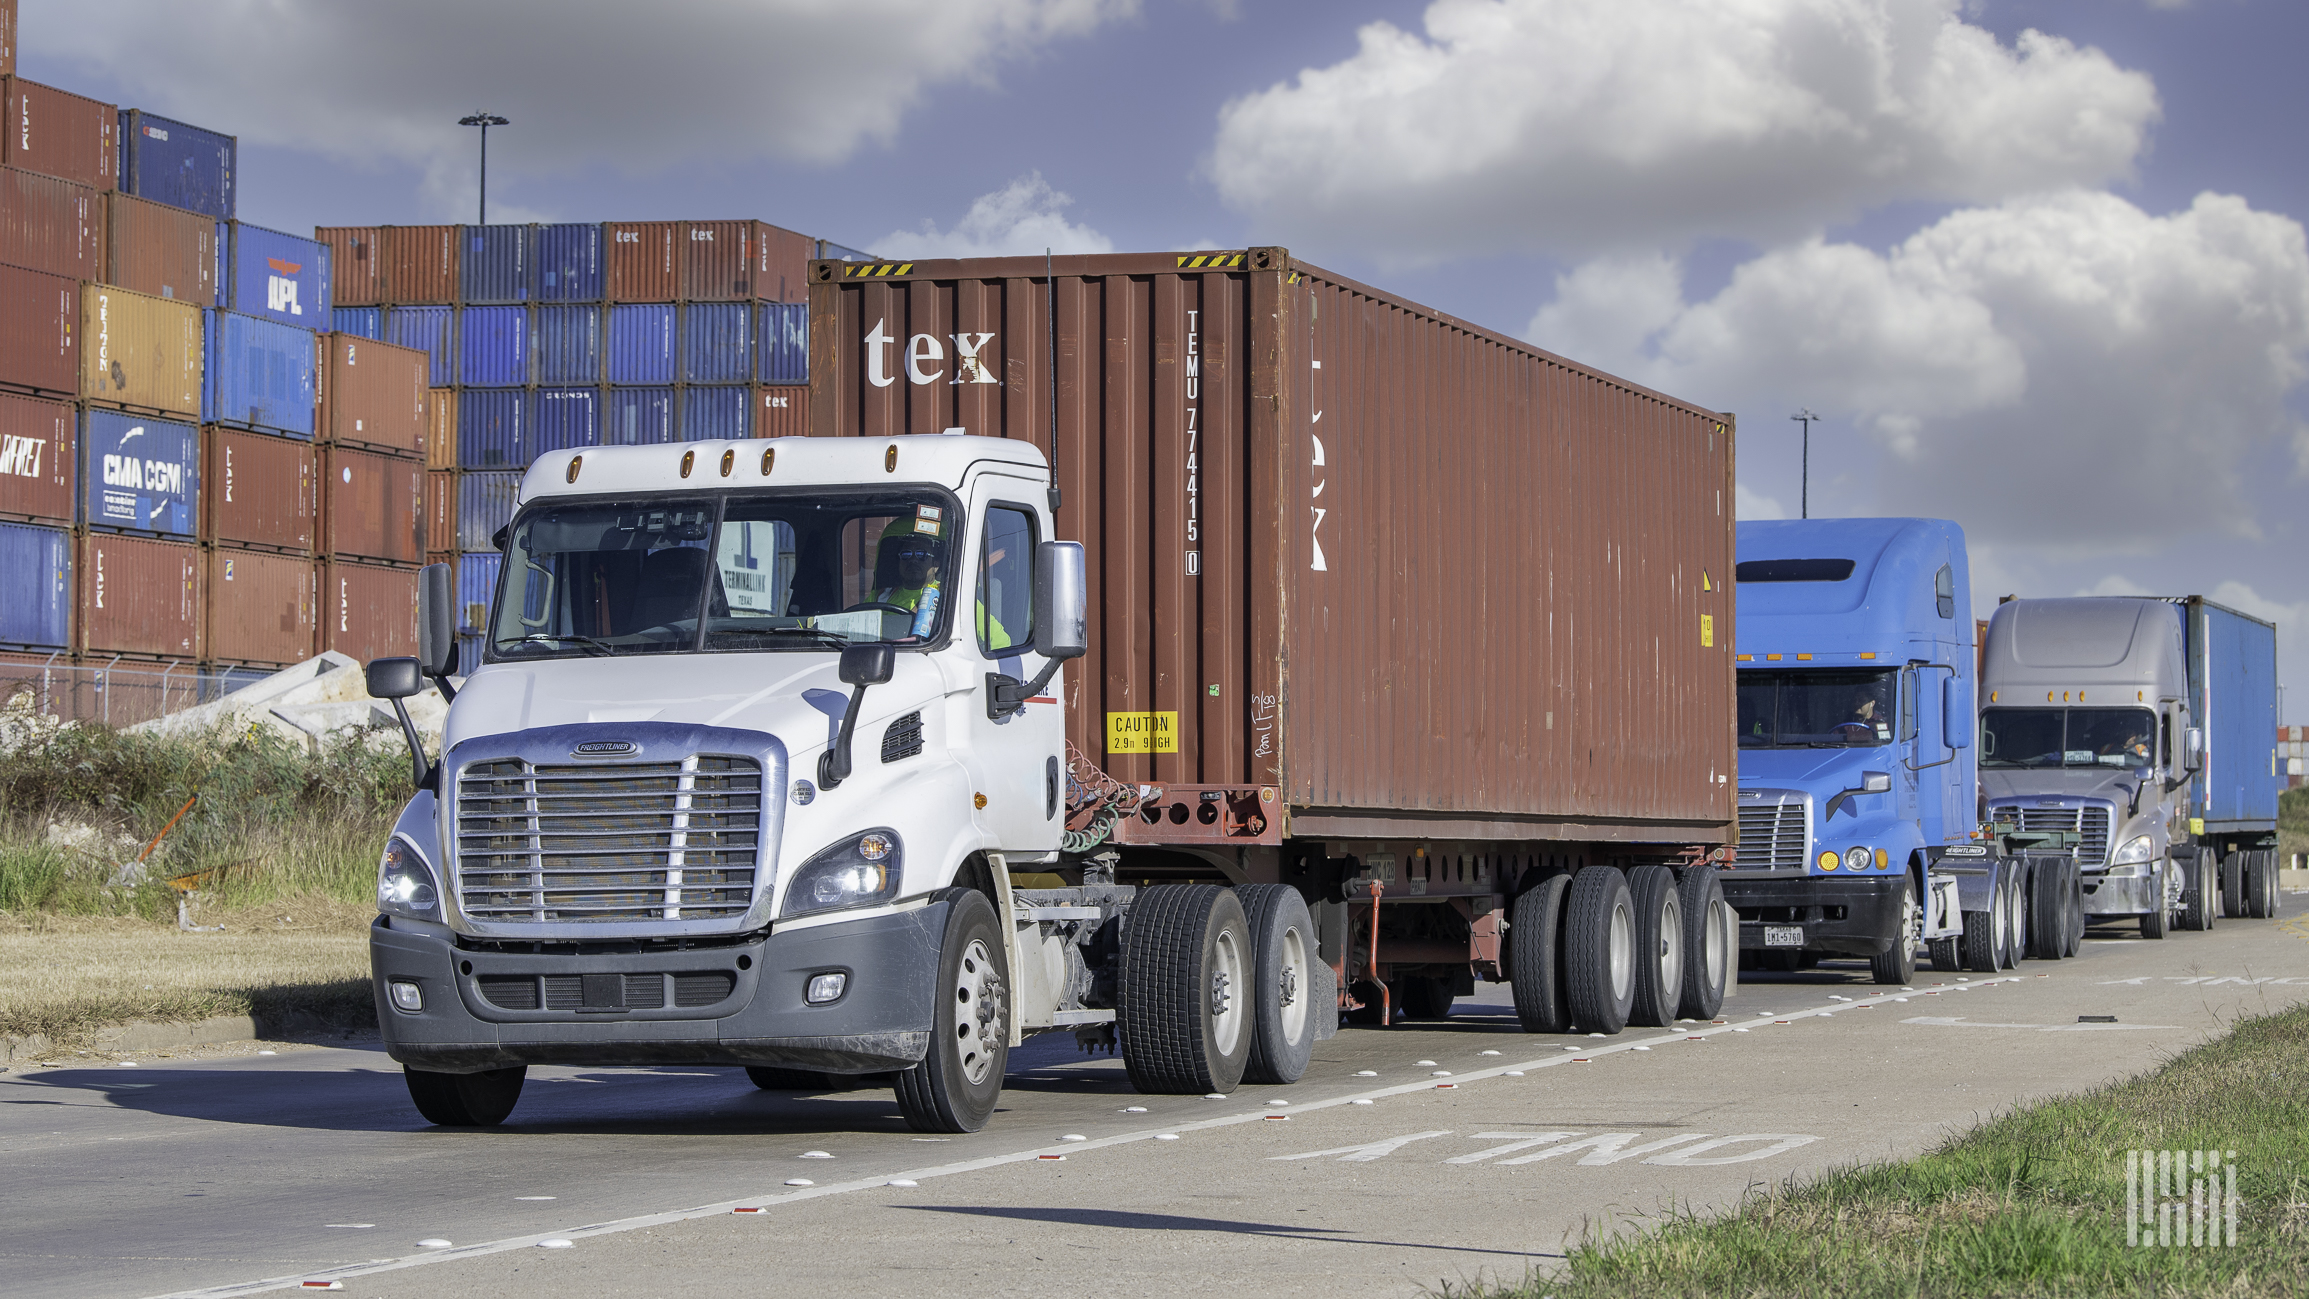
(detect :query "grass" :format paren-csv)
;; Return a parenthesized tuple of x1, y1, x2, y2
(1444, 1004, 2309, 1299)
(2281, 786, 2309, 870)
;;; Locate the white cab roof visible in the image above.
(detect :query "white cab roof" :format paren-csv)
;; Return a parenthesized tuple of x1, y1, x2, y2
(519, 434, 1048, 504)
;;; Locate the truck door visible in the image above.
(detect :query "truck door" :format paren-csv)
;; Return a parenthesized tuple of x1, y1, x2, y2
(952, 478, 1066, 854)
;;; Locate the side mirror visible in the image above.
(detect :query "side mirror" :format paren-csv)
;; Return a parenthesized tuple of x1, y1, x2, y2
(416, 562, 455, 678)
(838, 642, 895, 687)
(1861, 771, 1892, 794)
(366, 656, 424, 700)
(1941, 675, 1972, 749)
(1034, 540, 1088, 661)
(2184, 726, 2205, 772)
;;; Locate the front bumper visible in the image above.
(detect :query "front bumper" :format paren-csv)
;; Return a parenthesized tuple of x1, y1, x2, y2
(1721, 873, 1908, 957)
(2080, 865, 2160, 917)
(370, 900, 948, 1076)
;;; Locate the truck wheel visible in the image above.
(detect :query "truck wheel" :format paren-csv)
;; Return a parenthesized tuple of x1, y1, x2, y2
(405, 1065, 524, 1127)
(2220, 852, 2245, 919)
(1676, 866, 1731, 1021)
(2139, 863, 2169, 940)
(2028, 863, 2068, 958)
(1959, 902, 2001, 973)
(2000, 869, 2025, 969)
(894, 889, 1008, 1133)
(1928, 936, 1960, 971)
(1508, 873, 1572, 1033)
(1120, 884, 1252, 1095)
(2181, 852, 2215, 931)
(1563, 866, 1635, 1034)
(1239, 883, 1318, 1084)
(2062, 860, 2084, 957)
(1396, 976, 1455, 1020)
(2246, 850, 2277, 919)
(1626, 865, 1682, 1028)
(1871, 883, 1918, 984)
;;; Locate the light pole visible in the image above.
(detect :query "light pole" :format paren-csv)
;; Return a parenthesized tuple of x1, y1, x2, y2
(457, 113, 509, 225)
(1790, 408, 1819, 519)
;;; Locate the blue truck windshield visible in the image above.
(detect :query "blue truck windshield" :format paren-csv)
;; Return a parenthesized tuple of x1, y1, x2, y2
(1738, 669, 1897, 748)
(1980, 708, 2155, 769)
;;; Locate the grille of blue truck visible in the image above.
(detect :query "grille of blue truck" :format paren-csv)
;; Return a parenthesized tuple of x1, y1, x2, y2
(1988, 803, 2111, 869)
(1736, 791, 1811, 870)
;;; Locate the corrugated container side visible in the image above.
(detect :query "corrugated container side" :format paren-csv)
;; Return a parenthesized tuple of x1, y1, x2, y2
(382, 226, 458, 304)
(533, 386, 599, 456)
(202, 424, 314, 553)
(680, 386, 748, 440)
(457, 304, 529, 385)
(460, 224, 530, 303)
(105, 190, 213, 303)
(0, 1, 16, 77)
(603, 387, 675, 445)
(752, 222, 815, 304)
(456, 548, 500, 668)
(679, 220, 751, 302)
(758, 301, 807, 383)
(0, 520, 70, 648)
(320, 558, 417, 665)
(457, 470, 520, 551)
(0, 166, 99, 281)
(202, 311, 317, 438)
(205, 547, 314, 666)
(753, 384, 808, 439)
(81, 407, 196, 537)
(116, 109, 234, 219)
(3, 78, 115, 191)
(218, 221, 330, 328)
(320, 445, 422, 565)
(386, 305, 455, 386)
(0, 263, 76, 396)
(605, 220, 677, 302)
(319, 332, 429, 457)
(330, 306, 383, 340)
(77, 531, 200, 660)
(536, 304, 601, 384)
(536, 223, 603, 302)
(425, 387, 457, 469)
(81, 282, 203, 417)
(424, 469, 458, 555)
(2185, 598, 2282, 828)
(0, 391, 74, 525)
(316, 226, 383, 306)
(606, 304, 675, 383)
(457, 388, 525, 469)
(681, 301, 752, 383)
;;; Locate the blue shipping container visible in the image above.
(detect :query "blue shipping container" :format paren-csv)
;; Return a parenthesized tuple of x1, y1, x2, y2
(331, 307, 384, 341)
(758, 301, 807, 384)
(202, 311, 318, 439)
(118, 110, 236, 220)
(456, 549, 502, 671)
(681, 387, 751, 441)
(681, 302, 753, 384)
(81, 409, 198, 538)
(217, 222, 331, 327)
(2184, 599, 2283, 828)
(607, 305, 676, 384)
(536, 305, 601, 385)
(461, 225, 531, 303)
(604, 388, 677, 446)
(458, 389, 527, 469)
(458, 305, 530, 386)
(536, 224, 603, 302)
(533, 387, 600, 456)
(0, 522, 72, 649)
(459, 472, 522, 551)
(388, 306, 456, 387)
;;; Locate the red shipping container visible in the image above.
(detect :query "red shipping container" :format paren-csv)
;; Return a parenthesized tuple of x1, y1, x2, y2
(318, 332, 427, 456)
(316, 226, 383, 306)
(77, 531, 200, 660)
(203, 426, 315, 553)
(424, 469, 457, 555)
(0, 0, 17, 77)
(753, 385, 808, 439)
(321, 557, 416, 664)
(322, 445, 422, 564)
(606, 220, 677, 301)
(206, 547, 316, 667)
(2, 78, 115, 191)
(106, 191, 214, 303)
(0, 166, 99, 282)
(0, 263, 76, 396)
(382, 225, 456, 303)
(0, 390, 73, 525)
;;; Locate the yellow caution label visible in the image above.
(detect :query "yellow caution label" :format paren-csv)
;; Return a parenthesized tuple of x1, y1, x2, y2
(2190, 817, 2204, 836)
(1701, 614, 1714, 648)
(1176, 253, 1246, 269)
(1107, 711, 1180, 754)
(842, 262, 916, 279)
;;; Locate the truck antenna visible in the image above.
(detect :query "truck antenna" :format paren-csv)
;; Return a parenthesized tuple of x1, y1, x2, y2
(1790, 408, 1819, 519)
(1047, 248, 1061, 514)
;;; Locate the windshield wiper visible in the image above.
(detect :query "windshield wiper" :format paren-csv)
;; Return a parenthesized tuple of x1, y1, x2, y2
(730, 626, 853, 647)
(504, 632, 615, 658)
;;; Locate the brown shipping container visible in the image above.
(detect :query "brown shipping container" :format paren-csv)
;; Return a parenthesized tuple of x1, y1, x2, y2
(322, 445, 422, 564)
(681, 219, 815, 302)
(382, 225, 457, 304)
(424, 469, 457, 554)
(106, 191, 215, 303)
(0, 262, 76, 396)
(0, 0, 17, 77)
(425, 387, 457, 468)
(606, 220, 677, 301)
(0, 390, 72, 524)
(0, 166, 99, 281)
(80, 282, 202, 417)
(77, 531, 200, 660)
(2, 78, 115, 191)
(319, 332, 428, 456)
(808, 248, 1737, 847)
(317, 226, 383, 306)
(321, 558, 417, 664)
(203, 425, 315, 553)
(206, 547, 316, 666)
(753, 384, 808, 438)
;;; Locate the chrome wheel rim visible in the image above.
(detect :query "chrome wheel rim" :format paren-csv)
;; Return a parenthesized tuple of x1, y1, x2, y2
(1275, 925, 1310, 1044)
(1656, 894, 1683, 1001)
(953, 938, 1004, 1087)
(1607, 898, 1634, 1003)
(1210, 926, 1246, 1055)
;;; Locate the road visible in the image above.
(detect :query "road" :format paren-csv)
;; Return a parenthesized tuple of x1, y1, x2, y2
(4, 883, 2305, 1299)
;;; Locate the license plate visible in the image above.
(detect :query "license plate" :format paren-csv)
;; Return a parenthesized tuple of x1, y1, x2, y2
(1764, 926, 1804, 948)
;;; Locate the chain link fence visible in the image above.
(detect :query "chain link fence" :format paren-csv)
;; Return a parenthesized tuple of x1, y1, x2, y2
(0, 657, 274, 730)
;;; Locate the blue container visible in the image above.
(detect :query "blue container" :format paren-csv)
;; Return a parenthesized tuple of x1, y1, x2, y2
(536, 224, 604, 302)
(331, 307, 384, 341)
(458, 388, 527, 469)
(458, 305, 530, 386)
(2183, 599, 2283, 828)
(387, 306, 456, 386)
(604, 388, 677, 446)
(533, 387, 600, 456)
(606, 305, 676, 384)
(459, 472, 522, 551)
(758, 301, 807, 384)
(536, 305, 601, 385)
(0, 522, 71, 649)
(118, 110, 235, 220)
(202, 311, 318, 439)
(217, 222, 331, 326)
(81, 409, 198, 538)
(461, 225, 531, 304)
(681, 387, 751, 441)
(681, 303, 753, 384)
(456, 549, 502, 670)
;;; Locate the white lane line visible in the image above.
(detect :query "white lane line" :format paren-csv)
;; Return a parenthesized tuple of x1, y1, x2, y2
(141, 976, 2020, 1299)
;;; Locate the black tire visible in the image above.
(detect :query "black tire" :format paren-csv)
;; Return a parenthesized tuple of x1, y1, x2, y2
(1676, 866, 1731, 1020)
(1928, 936, 1960, 971)
(1120, 884, 1253, 1095)
(1508, 873, 1572, 1033)
(2181, 851, 2216, 931)
(1562, 866, 1634, 1035)
(1239, 883, 1318, 1085)
(2220, 851, 2245, 920)
(1999, 870, 2025, 969)
(2139, 862, 2169, 940)
(1626, 865, 1683, 1028)
(405, 1065, 525, 1127)
(2062, 860, 2083, 957)
(2029, 862, 2068, 958)
(1395, 975, 1455, 1020)
(893, 889, 1008, 1133)
(2245, 850, 2276, 919)
(1960, 906, 2001, 973)
(1872, 881, 1919, 984)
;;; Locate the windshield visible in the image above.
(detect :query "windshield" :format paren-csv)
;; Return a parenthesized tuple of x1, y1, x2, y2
(489, 490, 959, 659)
(1738, 669, 1897, 748)
(1980, 708, 2155, 769)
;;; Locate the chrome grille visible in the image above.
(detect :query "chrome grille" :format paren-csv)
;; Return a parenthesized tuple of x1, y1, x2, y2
(1989, 803, 2112, 869)
(1736, 792, 1811, 870)
(455, 754, 763, 923)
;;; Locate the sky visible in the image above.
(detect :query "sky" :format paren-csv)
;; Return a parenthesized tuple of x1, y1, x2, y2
(32, 0, 2309, 717)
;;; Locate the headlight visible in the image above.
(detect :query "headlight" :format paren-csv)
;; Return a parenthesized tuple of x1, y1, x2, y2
(2112, 835, 2155, 865)
(1844, 846, 1871, 872)
(377, 835, 441, 921)
(783, 829, 904, 919)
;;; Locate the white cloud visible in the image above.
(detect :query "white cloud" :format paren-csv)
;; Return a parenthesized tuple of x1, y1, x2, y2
(871, 174, 1115, 259)
(1734, 482, 1790, 521)
(1209, 0, 2158, 259)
